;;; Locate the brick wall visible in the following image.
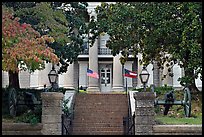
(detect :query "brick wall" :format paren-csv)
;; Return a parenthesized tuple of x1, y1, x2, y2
(2, 123, 43, 135)
(153, 125, 202, 135)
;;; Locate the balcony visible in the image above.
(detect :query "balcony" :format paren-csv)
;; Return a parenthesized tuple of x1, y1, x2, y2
(80, 47, 112, 55)
(98, 47, 112, 55)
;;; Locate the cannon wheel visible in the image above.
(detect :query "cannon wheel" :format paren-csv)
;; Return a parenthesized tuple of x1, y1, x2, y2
(183, 88, 191, 117)
(8, 88, 17, 117)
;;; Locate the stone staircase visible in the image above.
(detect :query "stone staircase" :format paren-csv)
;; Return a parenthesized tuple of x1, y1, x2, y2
(72, 93, 128, 135)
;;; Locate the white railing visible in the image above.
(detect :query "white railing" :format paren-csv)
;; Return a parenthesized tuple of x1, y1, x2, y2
(98, 47, 112, 55)
(80, 47, 112, 55)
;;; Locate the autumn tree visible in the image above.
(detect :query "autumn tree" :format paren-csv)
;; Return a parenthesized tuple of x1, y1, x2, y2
(3, 2, 89, 73)
(2, 5, 59, 89)
(89, 2, 202, 92)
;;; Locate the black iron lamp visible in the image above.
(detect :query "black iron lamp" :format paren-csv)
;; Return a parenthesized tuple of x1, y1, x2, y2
(48, 65, 58, 90)
(139, 66, 150, 92)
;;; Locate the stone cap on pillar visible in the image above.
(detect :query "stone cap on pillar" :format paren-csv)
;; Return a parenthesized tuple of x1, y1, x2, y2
(133, 92, 155, 100)
(41, 92, 64, 100)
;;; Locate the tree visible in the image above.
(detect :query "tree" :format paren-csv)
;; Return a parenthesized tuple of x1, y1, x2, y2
(88, 2, 202, 93)
(3, 2, 89, 73)
(2, 5, 59, 89)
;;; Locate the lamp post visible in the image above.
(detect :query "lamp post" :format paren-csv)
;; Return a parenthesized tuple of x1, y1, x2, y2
(139, 66, 150, 92)
(48, 64, 58, 91)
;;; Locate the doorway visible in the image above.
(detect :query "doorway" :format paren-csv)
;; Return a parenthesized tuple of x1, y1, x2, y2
(99, 64, 112, 92)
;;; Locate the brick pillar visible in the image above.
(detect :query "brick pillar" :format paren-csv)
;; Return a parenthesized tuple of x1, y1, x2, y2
(133, 92, 155, 135)
(41, 92, 64, 135)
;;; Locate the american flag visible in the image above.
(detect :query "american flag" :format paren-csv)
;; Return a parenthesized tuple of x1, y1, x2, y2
(87, 68, 99, 79)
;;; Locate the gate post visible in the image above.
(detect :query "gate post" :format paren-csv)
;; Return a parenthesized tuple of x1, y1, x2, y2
(133, 92, 155, 135)
(41, 92, 64, 135)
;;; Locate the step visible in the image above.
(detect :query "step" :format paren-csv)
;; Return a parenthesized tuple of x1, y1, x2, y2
(72, 122, 124, 127)
(71, 93, 128, 135)
(73, 108, 128, 113)
(72, 130, 124, 135)
(74, 113, 127, 117)
(73, 126, 123, 131)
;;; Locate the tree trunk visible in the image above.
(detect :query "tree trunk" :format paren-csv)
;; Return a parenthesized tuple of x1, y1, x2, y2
(189, 81, 199, 93)
(153, 61, 160, 87)
(184, 68, 199, 93)
(8, 70, 20, 89)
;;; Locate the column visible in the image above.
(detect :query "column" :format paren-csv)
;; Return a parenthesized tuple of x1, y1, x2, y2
(73, 62, 79, 89)
(19, 70, 30, 88)
(30, 70, 40, 88)
(2, 71, 9, 88)
(132, 58, 138, 88)
(78, 61, 88, 88)
(112, 54, 124, 92)
(58, 73, 64, 88)
(173, 63, 182, 90)
(146, 64, 154, 86)
(137, 53, 143, 88)
(87, 38, 100, 92)
(62, 63, 75, 89)
(153, 61, 161, 87)
(195, 73, 202, 91)
(39, 63, 52, 89)
(161, 62, 173, 86)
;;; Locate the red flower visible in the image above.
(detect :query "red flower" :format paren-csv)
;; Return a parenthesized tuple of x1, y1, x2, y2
(35, 57, 39, 63)
(21, 23, 27, 29)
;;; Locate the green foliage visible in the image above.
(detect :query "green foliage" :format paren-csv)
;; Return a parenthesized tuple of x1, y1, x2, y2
(3, 2, 89, 74)
(15, 107, 41, 125)
(2, 109, 41, 125)
(2, 87, 42, 125)
(89, 2, 202, 92)
(17, 88, 43, 99)
(62, 96, 71, 115)
(133, 85, 173, 95)
(155, 115, 202, 125)
(154, 85, 174, 95)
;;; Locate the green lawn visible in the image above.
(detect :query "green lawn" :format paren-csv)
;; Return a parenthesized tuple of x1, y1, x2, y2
(155, 115, 202, 125)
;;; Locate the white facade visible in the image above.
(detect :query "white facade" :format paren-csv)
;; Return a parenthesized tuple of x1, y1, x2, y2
(2, 2, 202, 92)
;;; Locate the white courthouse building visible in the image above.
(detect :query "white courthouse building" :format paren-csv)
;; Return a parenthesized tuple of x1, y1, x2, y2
(2, 2, 202, 92)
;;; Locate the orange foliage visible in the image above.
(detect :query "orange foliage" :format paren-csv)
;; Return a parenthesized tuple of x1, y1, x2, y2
(2, 6, 59, 73)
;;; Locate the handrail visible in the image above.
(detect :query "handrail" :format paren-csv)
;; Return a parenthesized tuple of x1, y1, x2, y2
(62, 90, 76, 135)
(123, 91, 136, 135)
(127, 91, 135, 135)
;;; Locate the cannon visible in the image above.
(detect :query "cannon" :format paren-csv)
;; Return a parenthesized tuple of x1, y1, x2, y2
(6, 88, 42, 117)
(150, 85, 191, 117)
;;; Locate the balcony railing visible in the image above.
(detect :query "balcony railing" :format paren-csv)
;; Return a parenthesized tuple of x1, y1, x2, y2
(80, 47, 112, 55)
(98, 47, 112, 55)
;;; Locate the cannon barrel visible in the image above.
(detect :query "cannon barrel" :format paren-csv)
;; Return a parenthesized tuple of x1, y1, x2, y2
(155, 100, 185, 105)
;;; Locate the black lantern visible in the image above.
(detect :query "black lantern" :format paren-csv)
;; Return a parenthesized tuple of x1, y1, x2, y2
(48, 65, 58, 90)
(139, 66, 150, 92)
